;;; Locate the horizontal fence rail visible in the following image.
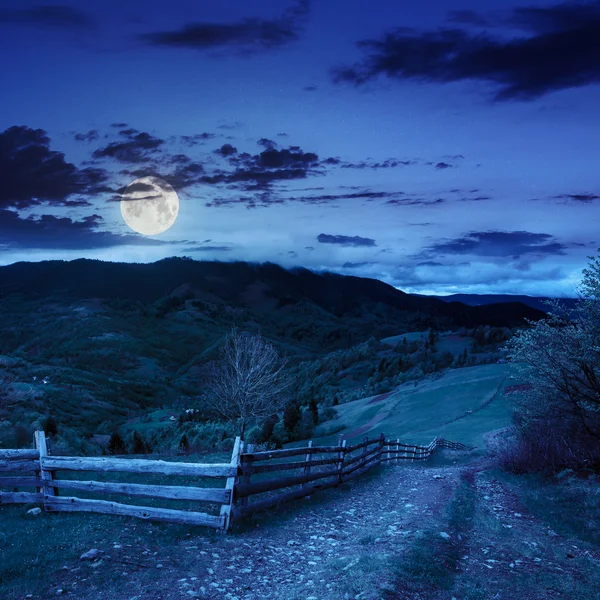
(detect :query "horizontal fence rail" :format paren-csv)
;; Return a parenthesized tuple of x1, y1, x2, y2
(0, 432, 238, 530)
(0, 432, 474, 530)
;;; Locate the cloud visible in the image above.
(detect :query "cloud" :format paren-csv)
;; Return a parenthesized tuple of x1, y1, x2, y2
(423, 230, 568, 258)
(0, 125, 108, 209)
(257, 138, 277, 148)
(183, 245, 233, 253)
(342, 261, 376, 268)
(215, 143, 238, 157)
(339, 158, 415, 170)
(180, 133, 215, 147)
(333, 1, 600, 100)
(317, 233, 377, 247)
(73, 129, 99, 142)
(0, 209, 170, 250)
(92, 128, 165, 163)
(553, 192, 600, 203)
(0, 5, 93, 30)
(140, 0, 310, 54)
(434, 162, 452, 170)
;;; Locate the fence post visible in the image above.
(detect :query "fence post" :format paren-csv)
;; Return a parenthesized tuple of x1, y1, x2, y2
(34, 430, 55, 507)
(378, 433, 385, 465)
(337, 435, 346, 484)
(386, 438, 391, 462)
(302, 440, 313, 487)
(240, 442, 254, 508)
(221, 436, 242, 532)
(396, 438, 400, 463)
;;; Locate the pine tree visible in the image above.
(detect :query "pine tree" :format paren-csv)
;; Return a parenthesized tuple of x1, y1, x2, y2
(130, 431, 147, 454)
(107, 432, 127, 455)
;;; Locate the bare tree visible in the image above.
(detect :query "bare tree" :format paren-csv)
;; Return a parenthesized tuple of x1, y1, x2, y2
(204, 327, 293, 439)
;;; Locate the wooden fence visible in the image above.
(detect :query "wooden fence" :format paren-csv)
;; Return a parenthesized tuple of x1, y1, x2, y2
(0, 432, 473, 531)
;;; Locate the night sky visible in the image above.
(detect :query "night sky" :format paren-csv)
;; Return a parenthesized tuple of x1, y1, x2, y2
(1, 0, 598, 296)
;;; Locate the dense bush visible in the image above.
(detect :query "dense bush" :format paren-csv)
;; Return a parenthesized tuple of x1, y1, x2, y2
(503, 251, 600, 474)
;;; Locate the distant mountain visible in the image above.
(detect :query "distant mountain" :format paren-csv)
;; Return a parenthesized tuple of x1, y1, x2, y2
(0, 258, 545, 351)
(428, 293, 579, 313)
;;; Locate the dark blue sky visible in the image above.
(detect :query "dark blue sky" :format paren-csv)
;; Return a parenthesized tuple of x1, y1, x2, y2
(1, 0, 598, 295)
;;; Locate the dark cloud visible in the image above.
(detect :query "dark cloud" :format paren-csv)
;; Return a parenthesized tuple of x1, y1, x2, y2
(317, 233, 377, 247)
(424, 230, 568, 258)
(92, 129, 165, 163)
(257, 138, 277, 148)
(277, 132, 289, 137)
(110, 122, 128, 128)
(0, 125, 108, 210)
(334, 2, 600, 101)
(285, 190, 402, 204)
(386, 197, 444, 206)
(215, 143, 238, 157)
(0, 209, 170, 250)
(73, 129, 99, 142)
(554, 192, 600, 203)
(434, 162, 452, 169)
(140, 0, 310, 53)
(180, 133, 215, 147)
(0, 5, 93, 30)
(304, 85, 318, 91)
(339, 158, 415, 170)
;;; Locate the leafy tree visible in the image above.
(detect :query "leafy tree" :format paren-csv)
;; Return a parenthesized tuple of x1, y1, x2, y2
(504, 251, 600, 470)
(204, 327, 293, 439)
(107, 431, 127, 455)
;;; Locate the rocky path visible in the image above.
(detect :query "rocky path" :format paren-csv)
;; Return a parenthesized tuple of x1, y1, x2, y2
(27, 451, 599, 600)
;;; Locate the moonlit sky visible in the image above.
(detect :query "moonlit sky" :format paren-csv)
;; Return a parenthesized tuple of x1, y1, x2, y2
(0, 0, 598, 296)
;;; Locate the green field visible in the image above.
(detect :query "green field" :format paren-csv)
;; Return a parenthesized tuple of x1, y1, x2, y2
(311, 363, 516, 449)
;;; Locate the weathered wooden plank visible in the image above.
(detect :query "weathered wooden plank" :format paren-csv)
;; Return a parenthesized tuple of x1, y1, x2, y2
(337, 437, 347, 484)
(240, 442, 253, 509)
(242, 446, 341, 461)
(235, 466, 339, 499)
(0, 460, 38, 473)
(233, 478, 340, 519)
(35, 431, 55, 498)
(45, 479, 230, 504)
(249, 456, 340, 475)
(0, 491, 43, 504)
(44, 496, 224, 528)
(0, 476, 42, 487)
(302, 440, 313, 488)
(42, 456, 236, 478)
(221, 436, 242, 531)
(0, 449, 39, 460)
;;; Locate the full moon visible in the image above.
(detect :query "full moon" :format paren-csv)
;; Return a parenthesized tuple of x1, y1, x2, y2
(120, 176, 179, 235)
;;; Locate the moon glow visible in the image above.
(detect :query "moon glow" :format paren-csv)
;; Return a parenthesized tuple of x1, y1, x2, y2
(120, 176, 179, 235)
